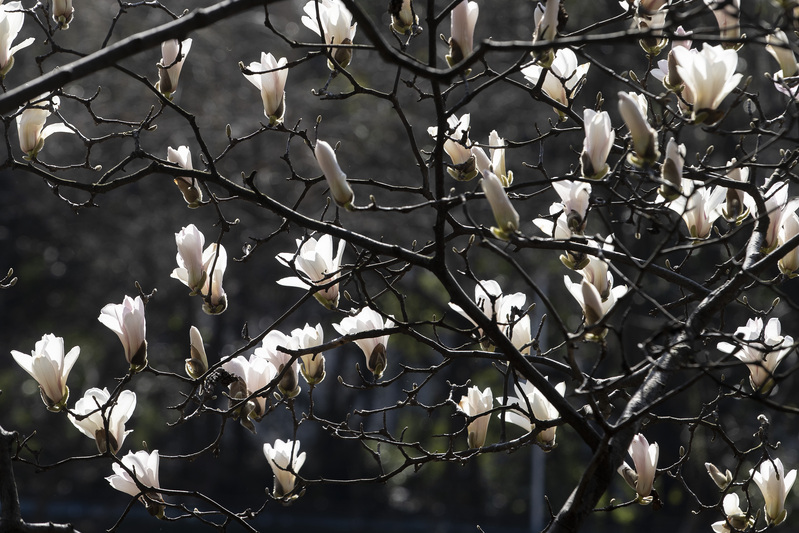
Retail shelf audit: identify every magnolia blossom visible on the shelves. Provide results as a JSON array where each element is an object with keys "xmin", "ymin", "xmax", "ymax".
[
  {"xmin": 717, "ymin": 317, "xmax": 794, "ymax": 394},
  {"xmin": 292, "ymin": 323, "xmax": 326, "ymax": 385},
  {"xmin": 721, "ymin": 159, "xmax": 753, "ymax": 224},
  {"xmin": 457, "ymin": 386, "xmax": 493, "ymax": 448},
  {"xmin": 778, "ymin": 213, "xmax": 799, "ymax": 277},
  {"xmin": 618, "ymin": 91, "xmax": 659, "ymax": 166},
  {"xmin": 428, "ymin": 114, "xmax": 476, "ymax": 181},
  {"xmin": 534, "ymin": 204, "xmax": 587, "ymax": 269},
  {"xmin": 666, "ymin": 179, "xmax": 725, "ymax": 240},
  {"xmin": 223, "ymin": 354, "xmax": 278, "ymax": 421},
  {"xmin": 564, "ymin": 275, "xmax": 628, "ymax": 341},
  {"xmin": 69, "ymin": 388, "xmax": 136, "ymax": 454},
  {"xmin": 497, "ymin": 379, "xmax": 565, "ymax": 449},
  {"xmin": 98, "ymin": 296, "xmax": 148, "ymax": 372},
  {"xmin": 580, "ymin": 255, "xmax": 614, "ymax": 301},
  {"xmin": 651, "ymin": 26, "xmax": 693, "ymax": 93},
  {"xmin": 314, "ymin": 140, "xmax": 354, "ymax": 208},
  {"xmin": 752, "ymin": 458, "xmax": 796, "ymax": 525},
  {"xmin": 185, "ymin": 326, "xmax": 208, "ymax": 379},
  {"xmin": 201, "ymin": 243, "xmax": 228, "ymax": 315},
  {"xmin": 276, "ymin": 233, "xmax": 346, "ymax": 309},
  {"xmin": 658, "ymin": 138, "xmax": 685, "ymax": 201},
  {"xmin": 264, "ymin": 439, "xmax": 306, "ymax": 498},
  {"xmin": 552, "ymin": 180, "xmax": 591, "ymax": 233},
  {"xmin": 704, "ymin": 0, "xmax": 741, "ymax": 46},
  {"xmin": 11, "ymin": 333, "xmax": 79, "ymax": 411},
  {"xmin": 171, "ymin": 224, "xmax": 206, "ymax": 294},
  {"xmin": 711, "ymin": 493, "xmax": 752, "ymax": 533},
  {"xmin": 0, "ymin": 2, "xmax": 35, "ymax": 77},
  {"xmin": 446, "ymin": 0, "xmax": 478, "ymax": 67},
  {"xmin": 333, "ymin": 307, "xmax": 395, "ymax": 379},
  {"xmin": 531, "ymin": 0, "xmax": 558, "ymax": 66},
  {"xmin": 244, "ymin": 52, "xmax": 289, "ymax": 125},
  {"xmin": 673, "ymin": 44, "xmax": 742, "ymax": 124},
  {"xmin": 766, "ymin": 30, "xmax": 799, "ymax": 99},
  {"xmin": 760, "ymin": 180, "xmax": 799, "ymax": 252},
  {"xmin": 488, "ymin": 130, "xmax": 512, "ymax": 186},
  {"xmin": 522, "ymin": 49, "xmax": 590, "ymax": 118},
  {"xmin": 16, "ymin": 96, "xmax": 73, "ymax": 159},
  {"xmin": 256, "ymin": 330, "xmax": 301, "ymax": 398},
  {"xmin": 157, "ymin": 38, "xmax": 192, "ymax": 97},
  {"xmin": 706, "ymin": 462, "xmax": 733, "ymax": 490},
  {"xmin": 448, "ymin": 280, "xmax": 530, "ymax": 350},
  {"xmin": 581, "ymin": 109, "xmax": 614, "ymax": 180},
  {"xmin": 619, "ymin": 433, "xmax": 659, "ymax": 502},
  {"xmin": 633, "ymin": 3, "xmax": 668, "ymax": 55},
  {"xmin": 301, "ymin": 0, "xmax": 357, "ymax": 69},
  {"xmin": 481, "ymin": 170, "xmax": 520, "ymax": 240},
  {"xmin": 388, "ymin": 0, "xmax": 418, "ymax": 34},
  {"xmin": 52, "ymin": 0, "xmax": 74, "ymax": 29},
  {"xmin": 106, "ymin": 450, "xmax": 164, "ymax": 518},
  {"xmin": 167, "ymin": 146, "xmax": 202, "ymax": 208}
]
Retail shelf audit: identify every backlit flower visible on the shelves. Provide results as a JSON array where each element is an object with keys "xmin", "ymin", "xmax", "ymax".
[
  {"xmin": 244, "ymin": 52, "xmax": 288, "ymax": 125},
  {"xmin": 659, "ymin": 138, "xmax": 685, "ymax": 201},
  {"xmin": 16, "ymin": 96, "xmax": 73, "ymax": 160},
  {"xmin": 752, "ymin": 457, "xmax": 796, "ymax": 525},
  {"xmin": 666, "ymin": 178, "xmax": 725, "ymax": 240},
  {"xmin": 673, "ymin": 44, "xmax": 742, "ymax": 124},
  {"xmin": 446, "ymin": 0, "xmax": 478, "ymax": 67},
  {"xmin": 720, "ymin": 159, "xmax": 753, "ymax": 224},
  {"xmin": 69, "ymin": 388, "xmax": 136, "ymax": 454},
  {"xmin": 0, "ymin": 2, "xmax": 35, "ymax": 78},
  {"xmin": 389, "ymin": 0, "xmax": 419, "ymax": 34},
  {"xmin": 52, "ymin": 0, "xmax": 74, "ymax": 29},
  {"xmin": 223, "ymin": 354, "xmax": 278, "ymax": 421},
  {"xmin": 11, "ymin": 333, "xmax": 79, "ymax": 411},
  {"xmin": 292, "ymin": 323, "xmax": 326, "ymax": 385},
  {"xmin": 167, "ymin": 146, "xmax": 202, "ymax": 208},
  {"xmin": 302, "ymin": 0, "xmax": 357, "ymax": 69},
  {"xmin": 457, "ymin": 386, "xmax": 493, "ymax": 448},
  {"xmin": 428, "ymin": 114, "xmax": 476, "ymax": 181},
  {"xmin": 256, "ymin": 330, "xmax": 301, "ymax": 398},
  {"xmin": 333, "ymin": 307, "xmax": 395, "ymax": 379},
  {"xmin": 581, "ymin": 109, "xmax": 614, "ymax": 180},
  {"xmin": 711, "ymin": 493, "xmax": 752, "ymax": 533},
  {"xmin": 717, "ymin": 316, "xmax": 794, "ymax": 394},
  {"xmin": 157, "ymin": 38, "xmax": 192, "ymax": 98},
  {"xmin": 481, "ymin": 170, "xmax": 520, "ymax": 240},
  {"xmin": 552, "ymin": 179, "xmax": 591, "ymax": 233},
  {"xmin": 98, "ymin": 296, "xmax": 147, "ymax": 372},
  {"xmin": 185, "ymin": 326, "xmax": 208, "ymax": 379},
  {"xmin": 106, "ymin": 450, "xmax": 164, "ymax": 518},
  {"xmin": 201, "ymin": 243, "xmax": 228, "ymax": 315},
  {"xmin": 564, "ymin": 275, "xmax": 627, "ymax": 341},
  {"xmin": 619, "ymin": 433, "xmax": 659, "ymax": 503},
  {"xmin": 618, "ymin": 91, "xmax": 658, "ymax": 166},
  {"xmin": 171, "ymin": 224, "xmax": 206, "ymax": 295},
  {"xmin": 263, "ymin": 439, "xmax": 306, "ymax": 498},
  {"xmin": 314, "ymin": 140, "xmax": 354, "ymax": 208},
  {"xmin": 522, "ymin": 48, "xmax": 590, "ymax": 118},
  {"xmin": 497, "ymin": 379, "xmax": 565, "ymax": 449},
  {"xmin": 277, "ymin": 233, "xmax": 346, "ymax": 309}
]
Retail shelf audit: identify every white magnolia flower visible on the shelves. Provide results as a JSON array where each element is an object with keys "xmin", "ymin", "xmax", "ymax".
[
  {"xmin": 552, "ymin": 180, "xmax": 591, "ymax": 233},
  {"xmin": 481, "ymin": 170, "xmax": 520, "ymax": 240},
  {"xmin": 666, "ymin": 179, "xmax": 726, "ymax": 240},
  {"xmin": 535, "ymin": 206, "xmax": 587, "ymax": 270},
  {"xmin": 314, "ymin": 140, "xmax": 354, "ymax": 209},
  {"xmin": 711, "ymin": 493, "xmax": 751, "ymax": 533},
  {"xmin": 302, "ymin": 0, "xmax": 357, "ymax": 69},
  {"xmin": 428, "ymin": 114, "xmax": 476, "ymax": 181},
  {"xmin": 619, "ymin": 433, "xmax": 659, "ymax": 502},
  {"xmin": 581, "ymin": 109, "xmax": 614, "ymax": 180},
  {"xmin": 457, "ymin": 386, "xmax": 493, "ymax": 448},
  {"xmin": 333, "ymin": 307, "xmax": 395, "ymax": 379},
  {"xmin": 778, "ymin": 212, "xmax": 799, "ymax": 277},
  {"xmin": 171, "ymin": 224, "xmax": 206, "ymax": 295},
  {"xmin": 448, "ymin": 279, "xmax": 530, "ymax": 350},
  {"xmin": 291, "ymin": 323, "xmax": 326, "ymax": 385},
  {"xmin": 497, "ymin": 379, "xmax": 565, "ymax": 449},
  {"xmin": 16, "ymin": 96, "xmax": 73, "ymax": 160},
  {"xmin": 223, "ymin": 354, "xmax": 278, "ymax": 421},
  {"xmin": 244, "ymin": 52, "xmax": 288, "ymax": 125},
  {"xmin": 446, "ymin": 0, "xmax": 478, "ymax": 67},
  {"xmin": 488, "ymin": 130, "xmax": 512, "ymax": 186},
  {"xmin": 52, "ymin": 0, "xmax": 74, "ymax": 29},
  {"xmin": 157, "ymin": 38, "xmax": 192, "ymax": 97},
  {"xmin": 167, "ymin": 145, "xmax": 202, "ymax": 208},
  {"xmin": 0, "ymin": 2, "xmax": 35, "ymax": 77},
  {"xmin": 389, "ymin": 0, "xmax": 418, "ymax": 34},
  {"xmin": 201, "ymin": 243, "xmax": 228, "ymax": 315},
  {"xmin": 760, "ymin": 180, "xmax": 799, "ymax": 252},
  {"xmin": 767, "ymin": 30, "xmax": 799, "ymax": 99},
  {"xmin": 706, "ymin": 462, "xmax": 733, "ymax": 490},
  {"xmin": 580, "ymin": 254, "xmax": 613, "ymax": 301},
  {"xmin": 98, "ymin": 295, "xmax": 148, "ymax": 372},
  {"xmin": 673, "ymin": 44, "xmax": 742, "ymax": 123},
  {"xmin": 185, "ymin": 326, "xmax": 208, "ymax": 379},
  {"xmin": 11, "ymin": 333, "xmax": 79, "ymax": 411},
  {"xmin": 276, "ymin": 233, "xmax": 346, "ymax": 309},
  {"xmin": 752, "ymin": 458, "xmax": 797, "ymax": 525},
  {"xmin": 618, "ymin": 91, "xmax": 658, "ymax": 166},
  {"xmin": 106, "ymin": 450, "xmax": 164, "ymax": 518},
  {"xmin": 69, "ymin": 388, "xmax": 136, "ymax": 454},
  {"xmin": 704, "ymin": 0, "xmax": 741, "ymax": 45},
  {"xmin": 651, "ymin": 26, "xmax": 693, "ymax": 93},
  {"xmin": 522, "ymin": 48, "xmax": 590, "ymax": 117},
  {"xmin": 263, "ymin": 439, "xmax": 306, "ymax": 498},
  {"xmin": 721, "ymin": 159, "xmax": 753, "ymax": 224},
  {"xmin": 256, "ymin": 330, "xmax": 301, "ymax": 398},
  {"xmin": 633, "ymin": 3, "xmax": 668, "ymax": 55},
  {"xmin": 659, "ymin": 138, "xmax": 685, "ymax": 201},
  {"xmin": 564, "ymin": 275, "xmax": 628, "ymax": 341},
  {"xmin": 717, "ymin": 316, "xmax": 794, "ymax": 394}
]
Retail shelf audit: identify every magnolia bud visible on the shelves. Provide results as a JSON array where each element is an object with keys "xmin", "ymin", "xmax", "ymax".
[{"xmin": 315, "ymin": 140, "xmax": 354, "ymax": 209}]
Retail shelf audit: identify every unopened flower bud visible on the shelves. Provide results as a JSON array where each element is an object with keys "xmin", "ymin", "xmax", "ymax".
[
  {"xmin": 705, "ymin": 462, "xmax": 733, "ymax": 490},
  {"xmin": 315, "ymin": 140, "xmax": 354, "ymax": 209}
]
